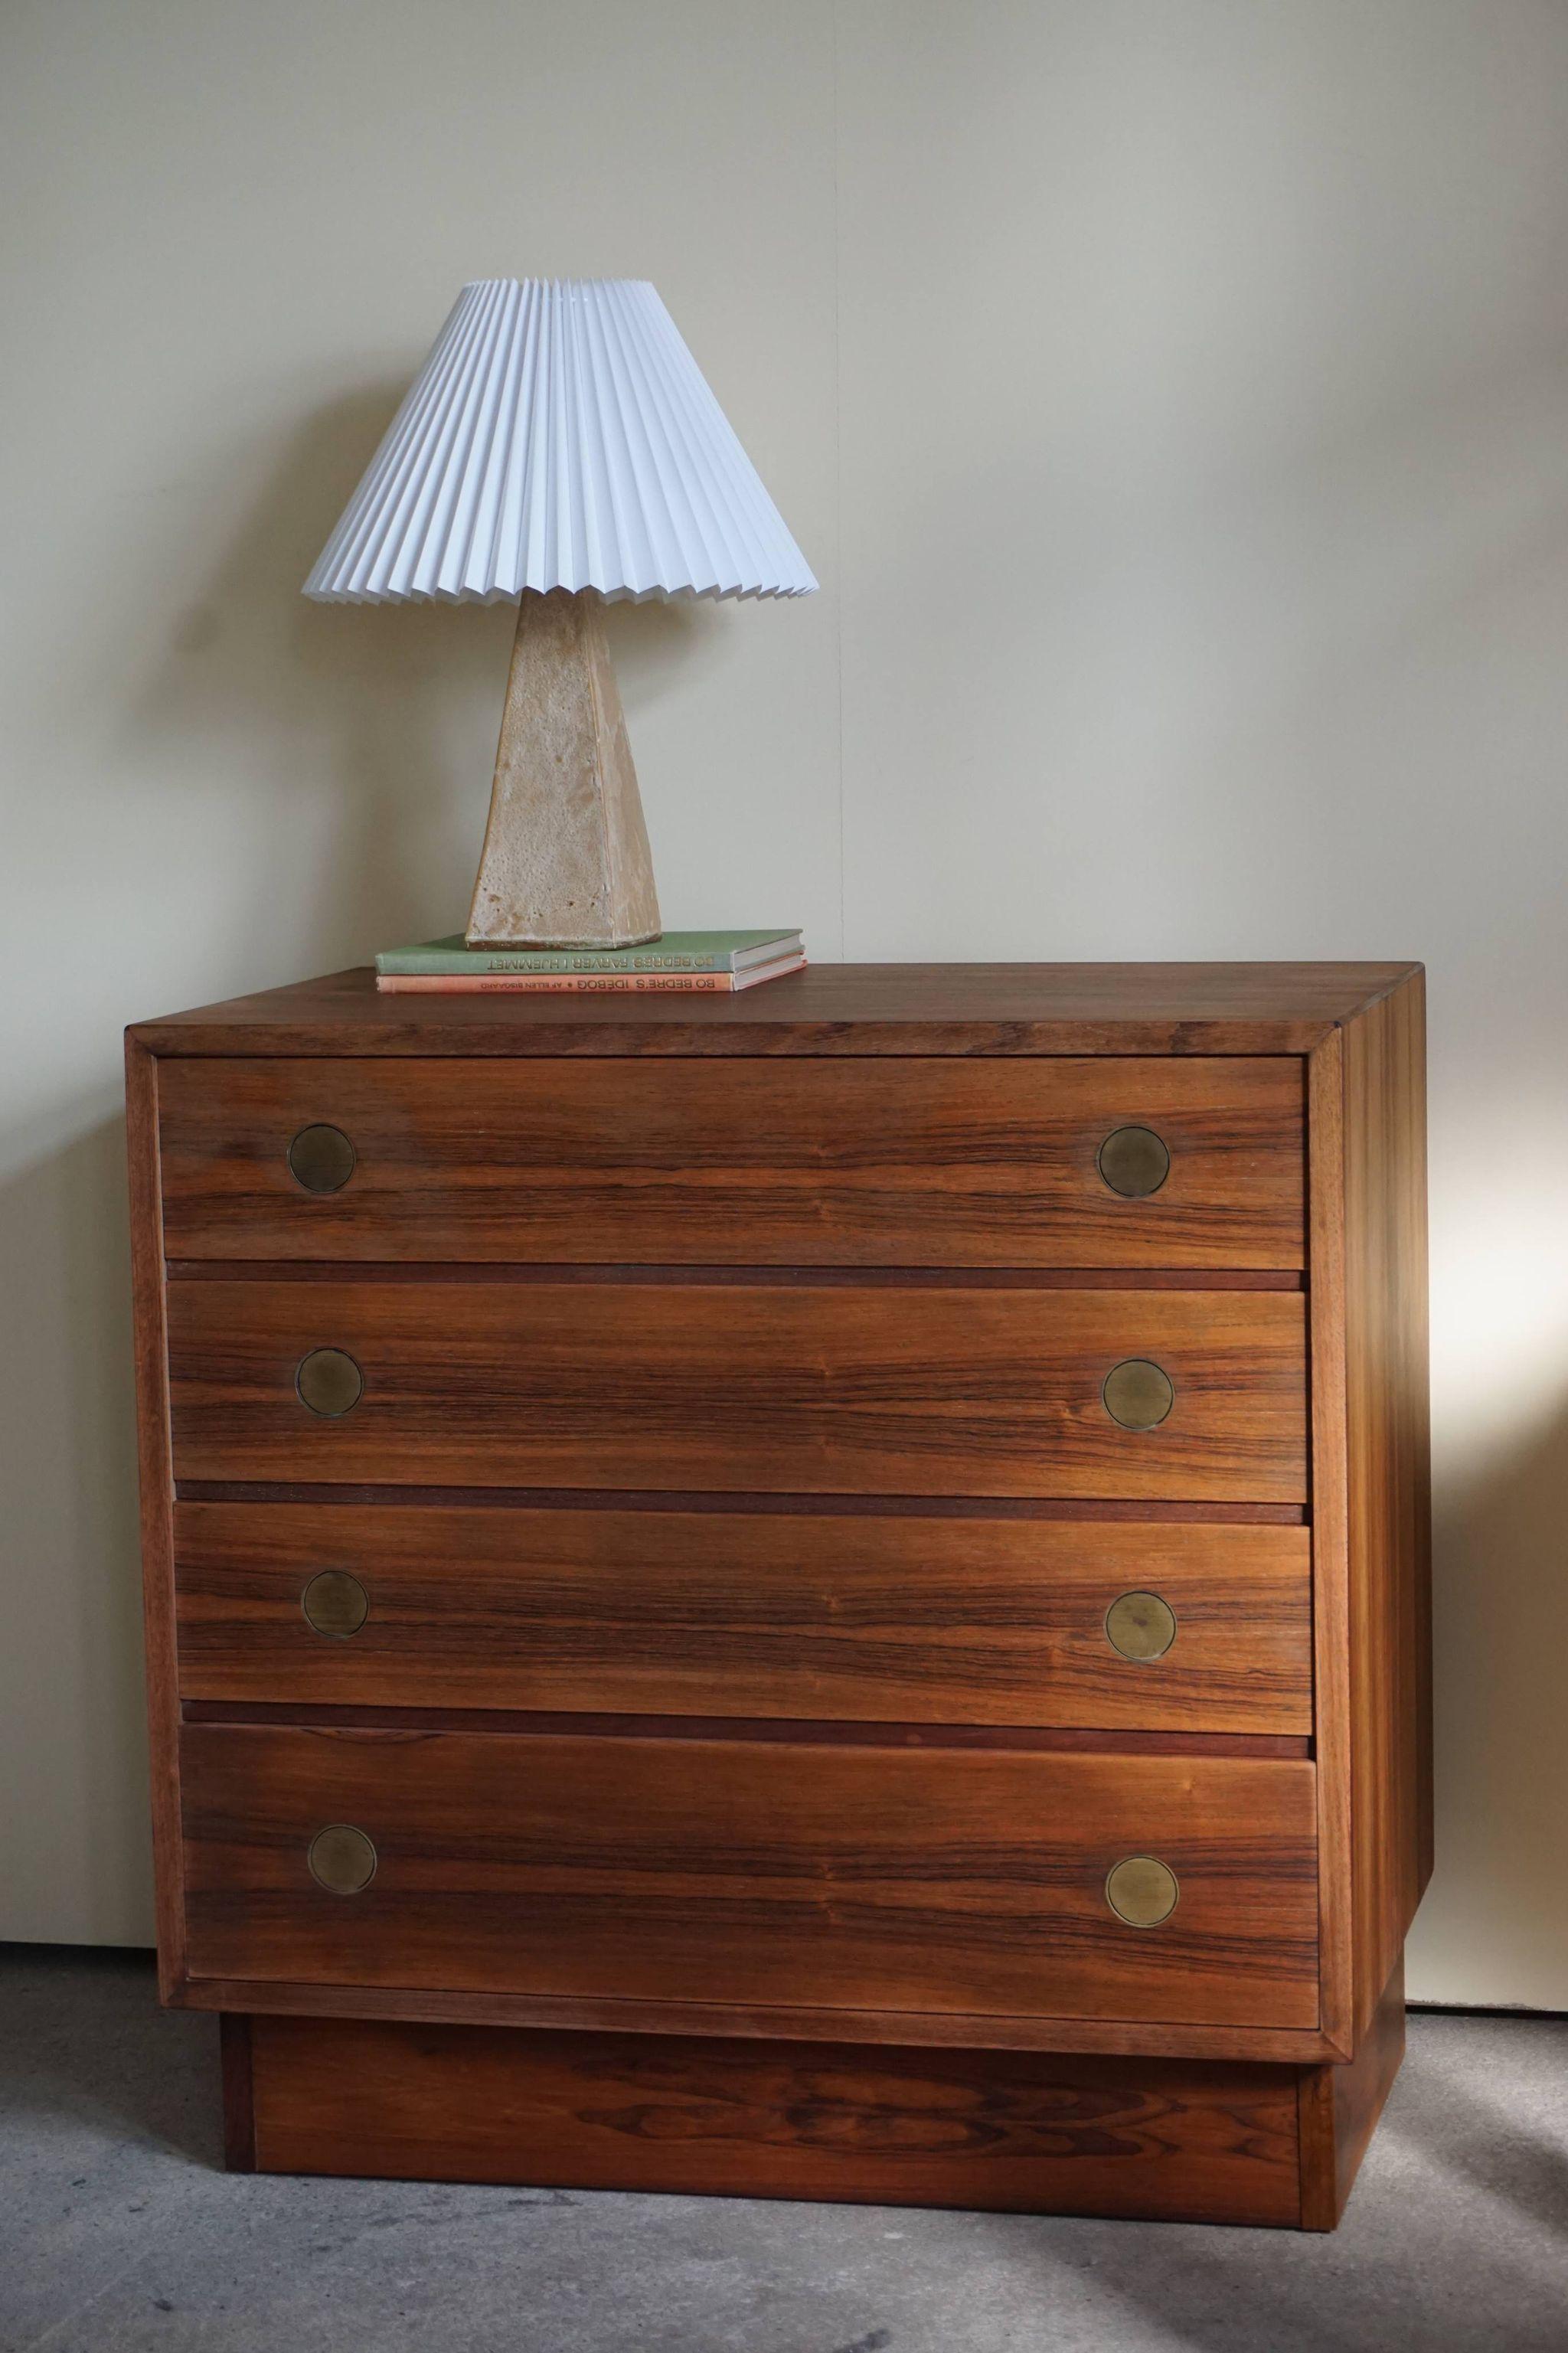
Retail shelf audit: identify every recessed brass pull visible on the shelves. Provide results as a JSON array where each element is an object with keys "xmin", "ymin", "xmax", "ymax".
[
  {"xmin": 302, "ymin": 1569, "xmax": 370, "ymax": 1638},
  {"xmin": 1106, "ymin": 1855, "xmax": 1179, "ymax": 1927},
  {"xmin": 1102, "ymin": 1358, "xmax": 1174, "ymax": 1430},
  {"xmin": 296, "ymin": 1348, "xmax": 364, "ymax": 1417},
  {"xmin": 1097, "ymin": 1126, "xmax": 1170, "ymax": 1198},
  {"xmin": 308, "ymin": 1824, "xmax": 377, "ymax": 1895},
  {"xmin": 1105, "ymin": 1590, "xmax": 1177, "ymax": 1662},
  {"xmin": 287, "ymin": 1123, "xmax": 356, "ymax": 1194}
]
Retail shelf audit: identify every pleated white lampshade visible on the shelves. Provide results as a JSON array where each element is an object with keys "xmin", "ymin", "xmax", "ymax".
[{"xmin": 304, "ymin": 278, "xmax": 817, "ymax": 605}]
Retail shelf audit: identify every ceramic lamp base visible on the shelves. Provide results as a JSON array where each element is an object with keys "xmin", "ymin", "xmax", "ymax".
[{"xmin": 466, "ymin": 589, "xmax": 662, "ymax": 949}]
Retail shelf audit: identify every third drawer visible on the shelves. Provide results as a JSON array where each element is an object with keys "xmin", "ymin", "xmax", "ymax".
[{"xmin": 174, "ymin": 1502, "xmax": 1312, "ymax": 1734}]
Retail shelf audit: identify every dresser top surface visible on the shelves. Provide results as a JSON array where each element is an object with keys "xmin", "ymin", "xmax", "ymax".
[{"xmin": 127, "ymin": 960, "xmax": 1422, "ymax": 1058}]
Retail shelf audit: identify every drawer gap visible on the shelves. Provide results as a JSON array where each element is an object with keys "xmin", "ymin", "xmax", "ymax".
[
  {"xmin": 165, "ymin": 1260, "xmax": 1306, "ymax": 1291},
  {"xmin": 179, "ymin": 1698, "xmax": 1311, "ymax": 1759},
  {"xmin": 175, "ymin": 1482, "xmax": 1308, "ymax": 1522}
]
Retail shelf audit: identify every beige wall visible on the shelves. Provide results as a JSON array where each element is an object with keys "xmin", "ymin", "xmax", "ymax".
[{"xmin": 3, "ymin": 0, "xmax": 1566, "ymax": 2006}]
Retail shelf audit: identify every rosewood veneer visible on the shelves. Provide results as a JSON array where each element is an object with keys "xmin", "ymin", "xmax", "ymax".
[{"xmin": 128, "ymin": 962, "xmax": 1429, "ymax": 2227}]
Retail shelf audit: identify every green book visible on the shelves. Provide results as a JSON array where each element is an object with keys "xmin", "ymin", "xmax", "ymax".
[{"xmin": 377, "ymin": 929, "xmax": 802, "ymax": 977}]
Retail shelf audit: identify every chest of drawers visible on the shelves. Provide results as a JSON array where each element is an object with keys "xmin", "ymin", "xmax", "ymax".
[{"xmin": 126, "ymin": 961, "xmax": 1429, "ymax": 2229}]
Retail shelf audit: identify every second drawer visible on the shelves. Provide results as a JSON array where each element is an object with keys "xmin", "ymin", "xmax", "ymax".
[
  {"xmin": 174, "ymin": 1502, "xmax": 1312, "ymax": 1734},
  {"xmin": 166, "ymin": 1278, "xmax": 1308, "ymax": 1502}
]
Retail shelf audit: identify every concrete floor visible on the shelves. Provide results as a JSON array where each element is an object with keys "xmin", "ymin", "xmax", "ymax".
[{"xmin": 2, "ymin": 1947, "xmax": 1565, "ymax": 2353}]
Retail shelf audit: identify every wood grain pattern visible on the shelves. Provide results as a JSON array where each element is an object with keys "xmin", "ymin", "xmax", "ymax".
[
  {"xmin": 156, "ymin": 1055, "xmax": 1305, "ymax": 1269},
  {"xmin": 179, "ymin": 1724, "xmax": 1318, "ymax": 2028},
  {"xmin": 165, "ymin": 1278, "xmax": 1308, "ymax": 1502},
  {"xmin": 1307, "ymin": 1030, "xmax": 1353, "ymax": 2054},
  {"xmin": 1298, "ymin": 1956, "xmax": 1405, "ymax": 2229},
  {"xmin": 173, "ymin": 1502, "xmax": 1312, "ymax": 1733},
  {"xmin": 127, "ymin": 960, "xmax": 1422, "ymax": 1059},
  {"xmin": 1344, "ymin": 981, "xmax": 1432, "ymax": 2034},
  {"xmin": 125, "ymin": 1035, "xmax": 186, "ymax": 1998},
  {"xmin": 245, "ymin": 2015, "xmax": 1305, "ymax": 2224},
  {"xmin": 1308, "ymin": 970, "xmax": 1431, "ymax": 2051},
  {"xmin": 126, "ymin": 961, "xmax": 1429, "ymax": 2224}
]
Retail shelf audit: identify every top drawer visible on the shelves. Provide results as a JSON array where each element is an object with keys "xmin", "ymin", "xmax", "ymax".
[{"xmin": 157, "ymin": 1056, "xmax": 1304, "ymax": 1268}]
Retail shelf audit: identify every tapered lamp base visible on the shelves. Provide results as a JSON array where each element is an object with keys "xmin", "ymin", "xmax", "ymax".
[{"xmin": 466, "ymin": 590, "xmax": 662, "ymax": 949}]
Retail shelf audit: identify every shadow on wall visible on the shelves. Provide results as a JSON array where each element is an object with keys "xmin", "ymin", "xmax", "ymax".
[
  {"xmin": 0, "ymin": 1116, "xmax": 151, "ymax": 1940},
  {"xmin": 1413, "ymin": 1406, "xmax": 1568, "ymax": 2008},
  {"xmin": 127, "ymin": 383, "xmax": 719, "ymax": 985},
  {"xmin": 5, "ymin": 382, "xmax": 720, "ymax": 1941}
]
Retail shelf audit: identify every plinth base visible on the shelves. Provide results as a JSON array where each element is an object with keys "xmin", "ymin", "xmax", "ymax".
[{"xmin": 220, "ymin": 1965, "xmax": 1403, "ymax": 2232}]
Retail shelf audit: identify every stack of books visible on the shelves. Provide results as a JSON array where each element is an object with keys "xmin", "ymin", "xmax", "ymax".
[{"xmin": 375, "ymin": 930, "xmax": 805, "ymax": 995}]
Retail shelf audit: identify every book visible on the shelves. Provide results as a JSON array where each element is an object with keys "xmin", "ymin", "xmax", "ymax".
[
  {"xmin": 375, "ymin": 955, "xmax": 808, "ymax": 996},
  {"xmin": 377, "ymin": 929, "xmax": 802, "ymax": 978}
]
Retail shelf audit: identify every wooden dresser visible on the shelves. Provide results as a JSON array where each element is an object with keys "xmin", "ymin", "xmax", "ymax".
[{"xmin": 126, "ymin": 962, "xmax": 1430, "ymax": 2230}]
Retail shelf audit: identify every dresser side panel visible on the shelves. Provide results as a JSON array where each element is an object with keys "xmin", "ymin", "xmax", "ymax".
[
  {"xmin": 1343, "ymin": 972, "xmax": 1432, "ymax": 2033},
  {"xmin": 1307, "ymin": 1034, "xmax": 1353, "ymax": 2053}
]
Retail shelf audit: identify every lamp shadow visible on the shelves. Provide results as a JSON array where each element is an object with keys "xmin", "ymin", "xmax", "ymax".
[
  {"xmin": 0, "ymin": 381, "xmax": 720, "ymax": 1973},
  {"xmin": 0, "ymin": 1115, "xmax": 152, "ymax": 1948},
  {"xmin": 125, "ymin": 384, "xmax": 716, "ymax": 982}
]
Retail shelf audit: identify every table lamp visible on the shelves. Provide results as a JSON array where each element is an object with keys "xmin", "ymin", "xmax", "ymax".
[{"xmin": 304, "ymin": 279, "xmax": 816, "ymax": 949}]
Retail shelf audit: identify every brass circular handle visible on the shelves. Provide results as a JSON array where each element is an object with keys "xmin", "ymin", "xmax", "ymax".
[
  {"xmin": 1105, "ymin": 1590, "xmax": 1177, "ymax": 1662},
  {"xmin": 308, "ymin": 1823, "xmax": 377, "ymax": 1895},
  {"xmin": 1106, "ymin": 1855, "xmax": 1179, "ymax": 1927},
  {"xmin": 287, "ymin": 1123, "xmax": 356, "ymax": 1194},
  {"xmin": 302, "ymin": 1569, "xmax": 370, "ymax": 1638},
  {"xmin": 1097, "ymin": 1126, "xmax": 1170, "ymax": 1198},
  {"xmin": 1102, "ymin": 1358, "xmax": 1174, "ymax": 1430},
  {"xmin": 296, "ymin": 1348, "xmax": 364, "ymax": 1417}
]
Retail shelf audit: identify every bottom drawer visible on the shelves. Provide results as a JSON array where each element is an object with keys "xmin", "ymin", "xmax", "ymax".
[{"xmin": 181, "ymin": 1726, "xmax": 1318, "ymax": 2030}]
